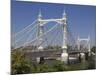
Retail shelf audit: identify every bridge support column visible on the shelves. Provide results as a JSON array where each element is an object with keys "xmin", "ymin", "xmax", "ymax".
[
  {"xmin": 88, "ymin": 35, "xmax": 91, "ymax": 56},
  {"xmin": 88, "ymin": 44, "xmax": 91, "ymax": 57},
  {"xmin": 61, "ymin": 10, "xmax": 68, "ymax": 64},
  {"xmin": 88, "ymin": 52, "xmax": 91, "ymax": 57},
  {"xmin": 61, "ymin": 49, "xmax": 68, "ymax": 64},
  {"xmin": 79, "ymin": 53, "xmax": 85, "ymax": 62},
  {"xmin": 85, "ymin": 53, "xmax": 89, "ymax": 60},
  {"xmin": 36, "ymin": 57, "xmax": 45, "ymax": 64},
  {"xmin": 37, "ymin": 25, "xmax": 44, "ymax": 51},
  {"xmin": 36, "ymin": 57, "xmax": 40, "ymax": 63},
  {"xmin": 38, "ymin": 10, "xmax": 44, "ymax": 51}
]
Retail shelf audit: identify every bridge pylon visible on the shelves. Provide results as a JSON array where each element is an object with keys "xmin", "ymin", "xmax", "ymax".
[
  {"xmin": 77, "ymin": 35, "xmax": 91, "ymax": 62},
  {"xmin": 88, "ymin": 35, "xmax": 91, "ymax": 56},
  {"xmin": 61, "ymin": 10, "xmax": 68, "ymax": 64},
  {"xmin": 37, "ymin": 10, "xmax": 44, "ymax": 51}
]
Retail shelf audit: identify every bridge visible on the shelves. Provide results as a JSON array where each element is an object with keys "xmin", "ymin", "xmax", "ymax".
[{"xmin": 12, "ymin": 9, "xmax": 92, "ymax": 64}]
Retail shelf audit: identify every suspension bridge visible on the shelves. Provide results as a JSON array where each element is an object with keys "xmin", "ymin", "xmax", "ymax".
[{"xmin": 12, "ymin": 10, "xmax": 92, "ymax": 64}]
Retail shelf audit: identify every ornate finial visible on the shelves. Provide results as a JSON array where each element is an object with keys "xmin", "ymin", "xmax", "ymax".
[
  {"xmin": 63, "ymin": 9, "xmax": 66, "ymax": 16},
  {"xmin": 62, "ymin": 8, "xmax": 67, "ymax": 19},
  {"xmin": 38, "ymin": 9, "xmax": 42, "ymax": 18},
  {"xmin": 63, "ymin": 9, "xmax": 66, "ymax": 15},
  {"xmin": 88, "ymin": 35, "xmax": 90, "ymax": 41},
  {"xmin": 78, "ymin": 35, "xmax": 79, "ymax": 40}
]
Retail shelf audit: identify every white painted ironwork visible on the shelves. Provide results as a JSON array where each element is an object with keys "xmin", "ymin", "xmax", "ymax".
[
  {"xmin": 37, "ymin": 10, "xmax": 68, "ymax": 52},
  {"xmin": 77, "ymin": 35, "xmax": 91, "ymax": 55}
]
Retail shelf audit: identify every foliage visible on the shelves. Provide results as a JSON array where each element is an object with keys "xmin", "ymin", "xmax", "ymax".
[
  {"xmin": 52, "ymin": 60, "xmax": 67, "ymax": 71},
  {"xmin": 32, "ymin": 60, "xmax": 68, "ymax": 73},
  {"xmin": 11, "ymin": 50, "xmax": 33, "ymax": 75},
  {"xmin": 87, "ymin": 55, "xmax": 96, "ymax": 69},
  {"xmin": 11, "ymin": 48, "xmax": 96, "ymax": 74},
  {"xmin": 35, "ymin": 63, "xmax": 55, "ymax": 72}
]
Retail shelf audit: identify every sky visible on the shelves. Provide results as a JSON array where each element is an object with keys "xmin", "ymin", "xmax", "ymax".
[{"xmin": 11, "ymin": 0, "xmax": 96, "ymax": 47}]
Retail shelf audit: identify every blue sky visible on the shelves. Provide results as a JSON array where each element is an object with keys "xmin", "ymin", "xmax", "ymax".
[{"xmin": 11, "ymin": 0, "xmax": 96, "ymax": 46}]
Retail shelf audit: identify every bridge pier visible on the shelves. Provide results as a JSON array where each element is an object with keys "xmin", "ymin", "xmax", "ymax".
[
  {"xmin": 61, "ymin": 49, "xmax": 69, "ymax": 64},
  {"xmin": 85, "ymin": 53, "xmax": 89, "ymax": 60},
  {"xmin": 37, "ymin": 10, "xmax": 44, "ymax": 51},
  {"xmin": 88, "ymin": 52, "xmax": 91, "ymax": 56},
  {"xmin": 79, "ymin": 53, "xmax": 85, "ymax": 62},
  {"xmin": 36, "ymin": 57, "xmax": 45, "ymax": 64},
  {"xmin": 36, "ymin": 57, "xmax": 40, "ymax": 63},
  {"xmin": 61, "ymin": 10, "xmax": 69, "ymax": 64}
]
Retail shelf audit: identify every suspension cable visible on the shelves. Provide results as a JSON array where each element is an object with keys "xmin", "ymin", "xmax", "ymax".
[
  {"xmin": 13, "ymin": 19, "xmax": 37, "ymax": 37},
  {"xmin": 14, "ymin": 24, "xmax": 38, "ymax": 45},
  {"xmin": 14, "ymin": 23, "xmax": 59, "ymax": 49}
]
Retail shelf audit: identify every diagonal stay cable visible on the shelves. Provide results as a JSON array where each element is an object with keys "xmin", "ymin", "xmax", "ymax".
[
  {"xmin": 37, "ymin": 23, "xmax": 61, "ymax": 49},
  {"xmin": 22, "ymin": 23, "xmax": 59, "ymax": 48},
  {"xmin": 25, "ymin": 24, "xmax": 38, "ymax": 43},
  {"xmin": 43, "ymin": 24, "xmax": 58, "ymax": 47},
  {"xmin": 13, "ymin": 19, "xmax": 37, "ymax": 37},
  {"xmin": 14, "ymin": 23, "xmax": 59, "ymax": 49},
  {"xmin": 49, "ymin": 24, "xmax": 62, "ymax": 46},
  {"xmin": 67, "ymin": 25, "xmax": 76, "ymax": 46},
  {"xmin": 14, "ymin": 24, "xmax": 38, "ymax": 44}
]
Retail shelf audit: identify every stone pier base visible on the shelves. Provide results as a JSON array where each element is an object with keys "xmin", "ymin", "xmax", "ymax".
[{"xmin": 61, "ymin": 52, "xmax": 68, "ymax": 64}]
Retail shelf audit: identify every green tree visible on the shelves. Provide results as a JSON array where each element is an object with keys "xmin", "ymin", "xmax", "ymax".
[
  {"xmin": 87, "ymin": 55, "xmax": 96, "ymax": 69},
  {"xmin": 11, "ymin": 50, "xmax": 33, "ymax": 75},
  {"xmin": 52, "ymin": 60, "xmax": 67, "ymax": 71}
]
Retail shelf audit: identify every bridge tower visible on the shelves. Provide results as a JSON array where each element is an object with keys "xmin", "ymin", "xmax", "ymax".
[
  {"xmin": 36, "ymin": 10, "xmax": 44, "ymax": 63},
  {"xmin": 88, "ymin": 35, "xmax": 91, "ymax": 56},
  {"xmin": 77, "ymin": 35, "xmax": 91, "ymax": 62},
  {"xmin": 37, "ymin": 10, "xmax": 44, "ymax": 51},
  {"xmin": 61, "ymin": 10, "xmax": 68, "ymax": 63},
  {"xmin": 77, "ymin": 36, "xmax": 80, "ymax": 50},
  {"xmin": 77, "ymin": 36, "xmax": 85, "ymax": 62}
]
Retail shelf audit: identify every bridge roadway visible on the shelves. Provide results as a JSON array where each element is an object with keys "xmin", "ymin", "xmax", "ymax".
[{"xmin": 25, "ymin": 49, "xmax": 88, "ymax": 61}]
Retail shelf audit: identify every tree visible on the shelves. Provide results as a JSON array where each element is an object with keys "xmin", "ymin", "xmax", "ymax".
[
  {"xmin": 11, "ymin": 50, "xmax": 33, "ymax": 75},
  {"xmin": 52, "ymin": 60, "xmax": 67, "ymax": 71}
]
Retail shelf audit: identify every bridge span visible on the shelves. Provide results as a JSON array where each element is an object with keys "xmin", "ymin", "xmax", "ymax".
[
  {"xmin": 12, "ymin": 10, "xmax": 91, "ymax": 64},
  {"xmin": 24, "ymin": 49, "xmax": 89, "ymax": 64}
]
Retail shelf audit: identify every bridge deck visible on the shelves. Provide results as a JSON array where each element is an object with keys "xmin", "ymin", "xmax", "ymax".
[{"xmin": 25, "ymin": 49, "xmax": 88, "ymax": 59}]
